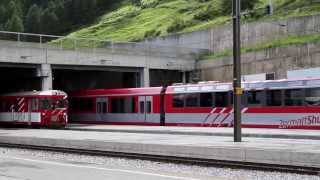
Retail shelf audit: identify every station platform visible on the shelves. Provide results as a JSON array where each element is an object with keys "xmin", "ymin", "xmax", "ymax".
[
  {"xmin": 67, "ymin": 124, "xmax": 320, "ymax": 140},
  {"xmin": 0, "ymin": 126, "xmax": 320, "ymax": 169}
]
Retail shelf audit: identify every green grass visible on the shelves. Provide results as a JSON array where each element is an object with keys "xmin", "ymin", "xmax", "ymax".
[
  {"xmin": 201, "ymin": 33, "xmax": 320, "ymax": 60},
  {"xmin": 63, "ymin": 0, "xmax": 320, "ymax": 43}
]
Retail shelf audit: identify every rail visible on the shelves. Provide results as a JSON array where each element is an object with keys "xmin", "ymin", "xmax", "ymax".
[{"xmin": 0, "ymin": 142, "xmax": 319, "ymax": 175}]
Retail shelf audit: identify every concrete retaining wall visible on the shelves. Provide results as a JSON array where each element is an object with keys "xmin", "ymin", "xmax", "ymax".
[
  {"xmin": 143, "ymin": 14, "xmax": 320, "ymax": 53},
  {"xmin": 198, "ymin": 41, "xmax": 320, "ymax": 81}
]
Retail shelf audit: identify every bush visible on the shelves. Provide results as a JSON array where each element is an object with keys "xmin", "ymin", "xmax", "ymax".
[
  {"xmin": 194, "ymin": 4, "xmax": 221, "ymax": 21},
  {"xmin": 141, "ymin": 0, "xmax": 159, "ymax": 8},
  {"xmin": 131, "ymin": 0, "xmax": 141, "ymax": 6},
  {"xmin": 167, "ymin": 18, "xmax": 187, "ymax": 33},
  {"xmin": 144, "ymin": 29, "xmax": 161, "ymax": 38},
  {"xmin": 167, "ymin": 18, "xmax": 197, "ymax": 33}
]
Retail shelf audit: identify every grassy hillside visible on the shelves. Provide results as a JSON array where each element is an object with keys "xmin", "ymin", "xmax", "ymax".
[{"xmin": 64, "ymin": 0, "xmax": 320, "ymax": 42}]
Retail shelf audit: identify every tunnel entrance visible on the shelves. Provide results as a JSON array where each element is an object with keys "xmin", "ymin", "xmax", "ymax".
[
  {"xmin": 53, "ymin": 68, "xmax": 139, "ymax": 93},
  {"xmin": 0, "ymin": 64, "xmax": 185, "ymax": 95},
  {"xmin": 0, "ymin": 66, "xmax": 41, "ymax": 94},
  {"xmin": 52, "ymin": 68, "xmax": 183, "ymax": 93},
  {"xmin": 150, "ymin": 69, "xmax": 183, "ymax": 87}
]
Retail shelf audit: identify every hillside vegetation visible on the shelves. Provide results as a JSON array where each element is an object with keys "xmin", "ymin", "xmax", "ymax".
[
  {"xmin": 0, "ymin": 0, "xmax": 120, "ymax": 35},
  {"xmin": 65, "ymin": 0, "xmax": 320, "ymax": 42}
]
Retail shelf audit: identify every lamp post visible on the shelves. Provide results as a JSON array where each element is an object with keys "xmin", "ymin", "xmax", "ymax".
[{"xmin": 233, "ymin": 0, "xmax": 242, "ymax": 142}]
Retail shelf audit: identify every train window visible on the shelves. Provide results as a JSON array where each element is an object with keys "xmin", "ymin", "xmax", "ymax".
[
  {"xmin": 146, "ymin": 101, "xmax": 152, "ymax": 113},
  {"xmin": 305, "ymin": 88, "xmax": 320, "ymax": 106},
  {"xmin": 31, "ymin": 99, "xmax": 39, "ymax": 111},
  {"xmin": 97, "ymin": 102, "xmax": 101, "ymax": 113},
  {"xmin": 139, "ymin": 101, "xmax": 144, "ymax": 113},
  {"xmin": 173, "ymin": 94, "xmax": 184, "ymax": 108},
  {"xmin": 80, "ymin": 98, "xmax": 94, "ymax": 111},
  {"xmin": 200, "ymin": 93, "xmax": 213, "ymax": 107},
  {"xmin": 97, "ymin": 102, "xmax": 107, "ymax": 113},
  {"xmin": 230, "ymin": 92, "xmax": 248, "ymax": 106},
  {"xmin": 111, "ymin": 97, "xmax": 135, "ymax": 113},
  {"xmin": 215, "ymin": 92, "xmax": 229, "ymax": 107},
  {"xmin": 247, "ymin": 91, "xmax": 265, "ymax": 106},
  {"xmin": 185, "ymin": 94, "xmax": 199, "ymax": 107},
  {"xmin": 111, "ymin": 98, "xmax": 124, "ymax": 113},
  {"xmin": 124, "ymin": 97, "xmax": 135, "ymax": 113},
  {"xmin": 56, "ymin": 99, "xmax": 68, "ymax": 109},
  {"xmin": 266, "ymin": 90, "xmax": 282, "ymax": 106},
  {"xmin": 102, "ymin": 102, "xmax": 107, "ymax": 113},
  {"xmin": 4, "ymin": 102, "xmax": 11, "ymax": 112},
  {"xmin": 70, "ymin": 98, "xmax": 94, "ymax": 112},
  {"xmin": 0, "ymin": 101, "xmax": 5, "ymax": 112},
  {"xmin": 40, "ymin": 98, "xmax": 51, "ymax": 110},
  {"xmin": 285, "ymin": 89, "xmax": 303, "ymax": 106}
]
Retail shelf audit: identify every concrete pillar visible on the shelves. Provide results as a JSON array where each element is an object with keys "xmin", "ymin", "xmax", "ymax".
[
  {"xmin": 140, "ymin": 67, "xmax": 150, "ymax": 87},
  {"xmin": 37, "ymin": 64, "xmax": 53, "ymax": 91}
]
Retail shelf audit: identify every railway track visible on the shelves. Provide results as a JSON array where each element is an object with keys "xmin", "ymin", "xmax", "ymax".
[{"xmin": 0, "ymin": 142, "xmax": 319, "ymax": 176}]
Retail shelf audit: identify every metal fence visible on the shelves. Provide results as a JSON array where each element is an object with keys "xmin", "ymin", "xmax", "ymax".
[{"xmin": 0, "ymin": 31, "xmax": 209, "ymax": 60}]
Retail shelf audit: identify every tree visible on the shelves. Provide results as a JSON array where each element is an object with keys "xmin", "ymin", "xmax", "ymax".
[
  {"xmin": 0, "ymin": 5, "xmax": 6, "ymax": 24},
  {"xmin": 5, "ymin": 14, "xmax": 24, "ymax": 32},
  {"xmin": 85, "ymin": 0, "xmax": 97, "ymax": 22},
  {"xmin": 7, "ymin": 0, "xmax": 23, "ymax": 18},
  {"xmin": 25, "ymin": 4, "xmax": 41, "ymax": 33},
  {"xmin": 71, "ymin": 0, "xmax": 97, "ymax": 24},
  {"xmin": 41, "ymin": 8, "xmax": 59, "ymax": 34},
  {"xmin": 131, "ymin": 0, "xmax": 141, "ymax": 6}
]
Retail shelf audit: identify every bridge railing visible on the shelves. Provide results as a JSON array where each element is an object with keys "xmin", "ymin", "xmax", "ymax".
[{"xmin": 0, "ymin": 31, "xmax": 209, "ymax": 60}]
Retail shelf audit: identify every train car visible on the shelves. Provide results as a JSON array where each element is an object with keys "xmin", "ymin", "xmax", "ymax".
[
  {"xmin": 0, "ymin": 90, "xmax": 68, "ymax": 128},
  {"xmin": 165, "ymin": 78, "xmax": 320, "ymax": 129},
  {"xmin": 69, "ymin": 87, "xmax": 165, "ymax": 125},
  {"xmin": 69, "ymin": 78, "xmax": 320, "ymax": 129}
]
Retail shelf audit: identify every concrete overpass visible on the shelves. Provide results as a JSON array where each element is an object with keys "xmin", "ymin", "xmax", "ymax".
[{"xmin": 0, "ymin": 31, "xmax": 205, "ymax": 92}]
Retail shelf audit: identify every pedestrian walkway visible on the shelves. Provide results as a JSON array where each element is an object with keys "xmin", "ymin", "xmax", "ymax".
[
  {"xmin": 67, "ymin": 124, "xmax": 320, "ymax": 140},
  {"xmin": 0, "ymin": 127, "xmax": 319, "ymax": 169}
]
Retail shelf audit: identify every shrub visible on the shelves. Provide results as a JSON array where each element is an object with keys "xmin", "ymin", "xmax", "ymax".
[
  {"xmin": 141, "ymin": 0, "xmax": 159, "ymax": 8},
  {"xmin": 167, "ymin": 18, "xmax": 187, "ymax": 33},
  {"xmin": 194, "ymin": 4, "xmax": 221, "ymax": 21},
  {"xmin": 144, "ymin": 29, "xmax": 161, "ymax": 38}
]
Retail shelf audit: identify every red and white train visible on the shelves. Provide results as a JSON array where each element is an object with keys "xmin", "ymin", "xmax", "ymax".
[
  {"xmin": 69, "ymin": 78, "xmax": 320, "ymax": 129},
  {"xmin": 0, "ymin": 90, "xmax": 68, "ymax": 128}
]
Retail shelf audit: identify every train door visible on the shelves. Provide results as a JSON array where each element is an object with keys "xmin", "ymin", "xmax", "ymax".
[
  {"xmin": 96, "ymin": 97, "xmax": 108, "ymax": 121},
  {"xmin": 138, "ymin": 96, "xmax": 152, "ymax": 123}
]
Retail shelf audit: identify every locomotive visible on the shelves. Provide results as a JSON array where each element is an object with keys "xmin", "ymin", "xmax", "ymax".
[{"xmin": 0, "ymin": 90, "xmax": 68, "ymax": 128}]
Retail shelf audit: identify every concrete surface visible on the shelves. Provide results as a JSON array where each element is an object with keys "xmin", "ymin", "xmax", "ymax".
[
  {"xmin": 199, "ymin": 41, "xmax": 320, "ymax": 81},
  {"xmin": 0, "ymin": 40, "xmax": 195, "ymax": 71},
  {"xmin": 144, "ymin": 14, "xmax": 320, "ymax": 53},
  {"xmin": 0, "ymin": 154, "xmax": 216, "ymax": 180},
  {"xmin": 66, "ymin": 124, "xmax": 320, "ymax": 140},
  {"xmin": 0, "ymin": 128, "xmax": 319, "ymax": 168}
]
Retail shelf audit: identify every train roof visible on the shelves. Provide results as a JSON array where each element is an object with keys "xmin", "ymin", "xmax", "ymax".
[
  {"xmin": 166, "ymin": 78, "xmax": 320, "ymax": 94},
  {"xmin": 0, "ymin": 90, "xmax": 67, "ymax": 97},
  {"xmin": 70, "ymin": 87, "xmax": 163, "ymax": 97}
]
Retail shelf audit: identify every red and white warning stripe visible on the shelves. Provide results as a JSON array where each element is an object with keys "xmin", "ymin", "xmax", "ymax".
[
  {"xmin": 17, "ymin": 98, "xmax": 26, "ymax": 112},
  {"xmin": 210, "ymin": 107, "xmax": 228, "ymax": 126},
  {"xmin": 201, "ymin": 108, "xmax": 217, "ymax": 125},
  {"xmin": 218, "ymin": 108, "xmax": 234, "ymax": 127}
]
